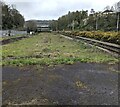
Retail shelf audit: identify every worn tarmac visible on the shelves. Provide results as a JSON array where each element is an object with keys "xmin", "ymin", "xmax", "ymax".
[{"xmin": 2, "ymin": 62, "xmax": 119, "ymax": 106}]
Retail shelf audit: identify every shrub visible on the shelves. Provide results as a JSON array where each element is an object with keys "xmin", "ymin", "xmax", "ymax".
[{"xmin": 63, "ymin": 31, "xmax": 120, "ymax": 45}]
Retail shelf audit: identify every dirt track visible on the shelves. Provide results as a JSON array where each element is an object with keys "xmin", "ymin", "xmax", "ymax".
[{"xmin": 2, "ymin": 62, "xmax": 119, "ymax": 105}]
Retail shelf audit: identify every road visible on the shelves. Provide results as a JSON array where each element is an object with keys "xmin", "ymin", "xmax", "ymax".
[{"xmin": 2, "ymin": 62, "xmax": 119, "ymax": 105}]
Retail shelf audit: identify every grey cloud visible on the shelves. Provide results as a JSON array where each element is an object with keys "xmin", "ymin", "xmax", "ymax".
[
  {"xmin": 4, "ymin": 0, "xmax": 118, "ymax": 20},
  {"xmin": 28, "ymin": 1, "xmax": 92, "ymax": 20}
]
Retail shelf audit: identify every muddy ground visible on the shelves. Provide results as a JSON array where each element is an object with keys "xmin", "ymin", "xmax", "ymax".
[{"xmin": 2, "ymin": 62, "xmax": 119, "ymax": 106}]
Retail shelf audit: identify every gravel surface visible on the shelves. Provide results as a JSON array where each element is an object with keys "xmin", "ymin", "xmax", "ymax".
[{"xmin": 2, "ymin": 62, "xmax": 119, "ymax": 106}]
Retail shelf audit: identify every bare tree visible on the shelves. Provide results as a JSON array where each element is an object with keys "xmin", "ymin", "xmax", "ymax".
[{"xmin": 114, "ymin": 1, "xmax": 120, "ymax": 13}]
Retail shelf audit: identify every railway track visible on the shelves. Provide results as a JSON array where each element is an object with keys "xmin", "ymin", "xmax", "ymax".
[{"xmin": 59, "ymin": 32, "xmax": 120, "ymax": 57}]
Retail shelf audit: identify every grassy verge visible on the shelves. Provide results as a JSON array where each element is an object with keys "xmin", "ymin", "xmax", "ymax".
[{"xmin": 2, "ymin": 33, "xmax": 119, "ymax": 66}]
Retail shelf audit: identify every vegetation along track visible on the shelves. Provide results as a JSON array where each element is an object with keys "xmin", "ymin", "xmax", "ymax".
[
  {"xmin": 0, "ymin": 35, "xmax": 30, "ymax": 45},
  {"xmin": 3, "ymin": 33, "xmax": 119, "ymax": 66},
  {"xmin": 59, "ymin": 32, "xmax": 120, "ymax": 58}
]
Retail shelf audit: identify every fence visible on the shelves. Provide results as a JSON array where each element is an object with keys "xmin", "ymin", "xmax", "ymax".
[{"xmin": 0, "ymin": 30, "xmax": 27, "ymax": 37}]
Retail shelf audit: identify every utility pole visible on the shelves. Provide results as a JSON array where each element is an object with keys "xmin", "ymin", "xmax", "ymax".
[
  {"xmin": 117, "ymin": 13, "xmax": 119, "ymax": 31},
  {"xmin": 115, "ymin": 1, "xmax": 120, "ymax": 31},
  {"xmin": 72, "ymin": 20, "xmax": 75, "ymax": 31},
  {"xmin": 56, "ymin": 21, "xmax": 58, "ymax": 31},
  {"xmin": 0, "ymin": 2, "xmax": 2, "ymax": 31},
  {"xmin": 90, "ymin": 9, "xmax": 96, "ymax": 30},
  {"xmin": 95, "ymin": 15, "xmax": 98, "ymax": 30},
  {"xmin": 95, "ymin": 12, "xmax": 99, "ymax": 31}
]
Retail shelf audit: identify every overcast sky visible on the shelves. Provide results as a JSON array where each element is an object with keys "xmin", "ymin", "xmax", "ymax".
[{"xmin": 3, "ymin": 0, "xmax": 119, "ymax": 21}]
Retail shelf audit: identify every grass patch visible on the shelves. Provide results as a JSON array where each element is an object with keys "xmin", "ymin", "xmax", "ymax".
[
  {"xmin": 2, "ymin": 33, "xmax": 119, "ymax": 66},
  {"xmin": 75, "ymin": 81, "xmax": 87, "ymax": 89}
]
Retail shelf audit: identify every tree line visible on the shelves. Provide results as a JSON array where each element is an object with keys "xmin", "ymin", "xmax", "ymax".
[
  {"xmin": 1, "ymin": 1, "xmax": 25, "ymax": 30},
  {"xmin": 50, "ymin": 1, "xmax": 120, "ymax": 31}
]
